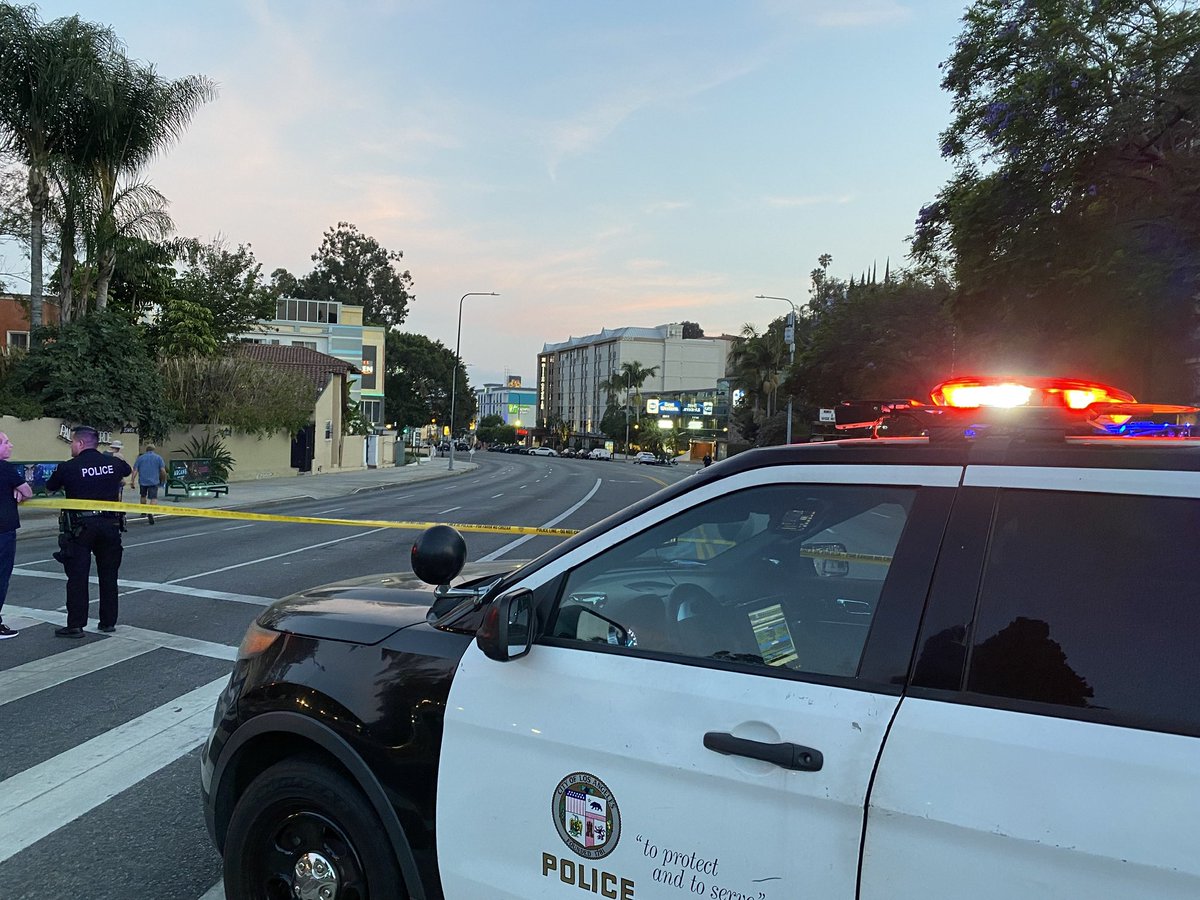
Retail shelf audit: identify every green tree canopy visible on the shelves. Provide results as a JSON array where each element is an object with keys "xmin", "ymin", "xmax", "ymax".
[
  {"xmin": 384, "ymin": 331, "xmax": 472, "ymax": 432},
  {"xmin": 292, "ymin": 222, "xmax": 415, "ymax": 329},
  {"xmin": 915, "ymin": 0, "xmax": 1200, "ymax": 399},
  {"xmin": 7, "ymin": 308, "xmax": 171, "ymax": 438},
  {"xmin": 167, "ymin": 237, "xmax": 276, "ymax": 348}
]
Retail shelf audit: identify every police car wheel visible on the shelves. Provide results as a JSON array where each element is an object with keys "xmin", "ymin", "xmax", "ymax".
[{"xmin": 222, "ymin": 758, "xmax": 405, "ymax": 900}]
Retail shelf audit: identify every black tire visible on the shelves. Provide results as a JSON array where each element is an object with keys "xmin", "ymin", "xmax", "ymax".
[{"xmin": 222, "ymin": 758, "xmax": 406, "ymax": 900}]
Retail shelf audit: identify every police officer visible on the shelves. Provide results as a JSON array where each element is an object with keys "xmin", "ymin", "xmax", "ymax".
[{"xmin": 47, "ymin": 425, "xmax": 132, "ymax": 637}]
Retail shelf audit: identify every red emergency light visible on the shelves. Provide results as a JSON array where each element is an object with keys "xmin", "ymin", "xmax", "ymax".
[{"xmin": 929, "ymin": 376, "xmax": 1137, "ymax": 410}]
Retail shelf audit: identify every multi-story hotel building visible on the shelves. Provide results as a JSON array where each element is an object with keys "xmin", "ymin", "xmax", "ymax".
[{"xmin": 537, "ymin": 323, "xmax": 734, "ymax": 440}]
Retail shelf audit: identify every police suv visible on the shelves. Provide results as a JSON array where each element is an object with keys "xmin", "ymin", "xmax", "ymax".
[{"xmin": 202, "ymin": 375, "xmax": 1200, "ymax": 900}]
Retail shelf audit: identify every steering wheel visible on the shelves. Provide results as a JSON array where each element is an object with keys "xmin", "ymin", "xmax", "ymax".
[{"xmin": 667, "ymin": 583, "xmax": 719, "ymax": 623}]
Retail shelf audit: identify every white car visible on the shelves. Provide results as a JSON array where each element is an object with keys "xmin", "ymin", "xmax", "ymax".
[
  {"xmin": 587, "ymin": 448, "xmax": 612, "ymax": 460},
  {"xmin": 633, "ymin": 451, "xmax": 657, "ymax": 464},
  {"xmin": 529, "ymin": 446, "xmax": 558, "ymax": 457}
]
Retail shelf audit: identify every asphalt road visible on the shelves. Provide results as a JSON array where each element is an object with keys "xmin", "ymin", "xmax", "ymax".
[{"xmin": 0, "ymin": 453, "xmax": 691, "ymax": 900}]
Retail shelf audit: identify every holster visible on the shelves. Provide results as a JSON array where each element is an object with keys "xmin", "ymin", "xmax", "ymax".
[{"xmin": 58, "ymin": 511, "xmax": 84, "ymax": 539}]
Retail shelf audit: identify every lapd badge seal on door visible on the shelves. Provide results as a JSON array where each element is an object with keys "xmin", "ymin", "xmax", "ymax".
[{"xmin": 552, "ymin": 772, "xmax": 621, "ymax": 860}]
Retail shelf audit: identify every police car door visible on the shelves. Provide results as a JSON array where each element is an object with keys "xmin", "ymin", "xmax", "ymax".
[{"xmin": 438, "ymin": 465, "xmax": 957, "ymax": 900}]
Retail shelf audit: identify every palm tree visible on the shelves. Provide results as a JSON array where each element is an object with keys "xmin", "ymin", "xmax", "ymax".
[
  {"xmin": 0, "ymin": 8, "xmax": 115, "ymax": 330},
  {"xmin": 728, "ymin": 324, "xmax": 786, "ymax": 418},
  {"xmin": 81, "ymin": 55, "xmax": 215, "ymax": 308}
]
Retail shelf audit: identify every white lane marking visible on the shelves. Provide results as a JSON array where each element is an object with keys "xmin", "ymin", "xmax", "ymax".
[
  {"xmin": 491, "ymin": 493, "xmax": 504, "ymax": 499},
  {"xmin": 438, "ymin": 506, "xmax": 462, "ymax": 514},
  {"xmin": 164, "ymin": 527, "xmax": 389, "ymax": 585},
  {"xmin": 0, "ymin": 636, "xmax": 155, "ymax": 706},
  {"xmin": 222, "ymin": 523, "xmax": 256, "ymax": 531},
  {"xmin": 310, "ymin": 506, "xmax": 346, "ymax": 515},
  {"xmin": 0, "ymin": 676, "xmax": 229, "ymax": 864},
  {"xmin": 4, "ymin": 605, "xmax": 237, "ymax": 660},
  {"xmin": 198, "ymin": 882, "xmax": 225, "ymax": 900},
  {"xmin": 11, "ymin": 570, "xmax": 275, "ymax": 606},
  {"xmin": 479, "ymin": 477, "xmax": 602, "ymax": 562}
]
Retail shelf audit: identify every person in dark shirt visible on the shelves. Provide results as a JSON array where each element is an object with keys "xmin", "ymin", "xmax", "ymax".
[
  {"xmin": 46, "ymin": 425, "xmax": 132, "ymax": 637},
  {"xmin": 0, "ymin": 432, "xmax": 33, "ymax": 639}
]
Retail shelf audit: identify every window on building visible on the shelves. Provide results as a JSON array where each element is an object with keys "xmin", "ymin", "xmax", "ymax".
[
  {"xmin": 293, "ymin": 341, "xmax": 317, "ymax": 350},
  {"xmin": 361, "ymin": 399, "xmax": 382, "ymax": 424},
  {"xmin": 277, "ymin": 299, "xmax": 339, "ymax": 325},
  {"xmin": 7, "ymin": 331, "xmax": 29, "ymax": 351}
]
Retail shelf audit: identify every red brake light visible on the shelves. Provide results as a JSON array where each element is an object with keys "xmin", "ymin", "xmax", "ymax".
[{"xmin": 930, "ymin": 376, "xmax": 1136, "ymax": 409}]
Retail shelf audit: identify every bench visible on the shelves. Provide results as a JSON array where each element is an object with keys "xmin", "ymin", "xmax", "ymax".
[{"xmin": 164, "ymin": 458, "xmax": 229, "ymax": 499}]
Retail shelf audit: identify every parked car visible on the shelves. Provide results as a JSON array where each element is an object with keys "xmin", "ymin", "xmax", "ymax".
[
  {"xmin": 588, "ymin": 447, "xmax": 613, "ymax": 460},
  {"xmin": 634, "ymin": 451, "xmax": 657, "ymax": 464},
  {"xmin": 530, "ymin": 446, "xmax": 558, "ymax": 456},
  {"xmin": 202, "ymin": 374, "xmax": 1200, "ymax": 900}
]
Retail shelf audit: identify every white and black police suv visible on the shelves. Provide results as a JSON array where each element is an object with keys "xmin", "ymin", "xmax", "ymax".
[{"xmin": 202, "ymin": 375, "xmax": 1200, "ymax": 900}]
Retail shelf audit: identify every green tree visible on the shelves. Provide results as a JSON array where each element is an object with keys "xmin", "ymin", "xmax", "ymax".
[
  {"xmin": 78, "ymin": 54, "xmax": 214, "ymax": 310},
  {"xmin": 916, "ymin": 0, "xmax": 1200, "ymax": 399},
  {"xmin": 169, "ymin": 237, "xmax": 276, "ymax": 345},
  {"xmin": 384, "ymin": 331, "xmax": 471, "ymax": 431},
  {"xmin": 300, "ymin": 222, "xmax": 415, "ymax": 329},
  {"xmin": 8, "ymin": 308, "xmax": 171, "ymax": 437},
  {"xmin": 0, "ymin": 7, "xmax": 115, "ymax": 330},
  {"xmin": 476, "ymin": 414, "xmax": 517, "ymax": 445}
]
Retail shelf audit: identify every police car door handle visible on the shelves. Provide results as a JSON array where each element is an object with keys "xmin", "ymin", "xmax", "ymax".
[{"xmin": 703, "ymin": 732, "xmax": 824, "ymax": 772}]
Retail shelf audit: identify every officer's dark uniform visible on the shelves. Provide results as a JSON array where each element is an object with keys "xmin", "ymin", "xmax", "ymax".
[{"xmin": 47, "ymin": 431, "xmax": 132, "ymax": 631}]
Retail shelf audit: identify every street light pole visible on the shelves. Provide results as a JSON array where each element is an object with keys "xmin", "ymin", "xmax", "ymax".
[
  {"xmin": 755, "ymin": 294, "xmax": 798, "ymax": 445},
  {"xmin": 449, "ymin": 291, "xmax": 499, "ymax": 470}
]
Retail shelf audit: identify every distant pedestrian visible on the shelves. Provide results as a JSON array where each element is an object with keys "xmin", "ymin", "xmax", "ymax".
[
  {"xmin": 131, "ymin": 443, "xmax": 167, "ymax": 525},
  {"xmin": 47, "ymin": 425, "xmax": 131, "ymax": 637},
  {"xmin": 703, "ymin": 453, "xmax": 713, "ymax": 468},
  {"xmin": 106, "ymin": 439, "xmax": 128, "ymax": 500},
  {"xmin": 0, "ymin": 432, "xmax": 33, "ymax": 639}
]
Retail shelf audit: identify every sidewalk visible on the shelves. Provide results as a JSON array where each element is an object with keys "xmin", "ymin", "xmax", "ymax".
[{"xmin": 18, "ymin": 458, "xmax": 478, "ymax": 538}]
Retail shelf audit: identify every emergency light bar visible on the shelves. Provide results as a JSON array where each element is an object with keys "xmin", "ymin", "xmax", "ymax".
[
  {"xmin": 929, "ymin": 376, "xmax": 1136, "ymax": 409},
  {"xmin": 826, "ymin": 376, "xmax": 1198, "ymax": 442}
]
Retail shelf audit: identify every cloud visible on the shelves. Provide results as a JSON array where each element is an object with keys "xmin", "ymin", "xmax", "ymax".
[{"xmin": 643, "ymin": 200, "xmax": 691, "ymax": 214}]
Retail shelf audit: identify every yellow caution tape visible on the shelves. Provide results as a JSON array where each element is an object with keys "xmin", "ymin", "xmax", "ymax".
[
  {"xmin": 23, "ymin": 498, "xmax": 580, "ymax": 538},
  {"xmin": 798, "ymin": 547, "xmax": 893, "ymax": 566}
]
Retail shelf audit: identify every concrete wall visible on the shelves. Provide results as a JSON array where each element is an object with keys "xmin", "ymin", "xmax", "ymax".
[
  {"xmin": 162, "ymin": 426, "xmax": 292, "ymax": 482},
  {"xmin": 0, "ymin": 409, "xmax": 397, "ymax": 482}
]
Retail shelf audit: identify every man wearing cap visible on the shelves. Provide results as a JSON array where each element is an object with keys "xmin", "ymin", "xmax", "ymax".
[
  {"xmin": 106, "ymin": 439, "xmax": 128, "ymax": 500},
  {"xmin": 131, "ymin": 442, "xmax": 167, "ymax": 525},
  {"xmin": 47, "ymin": 425, "xmax": 132, "ymax": 637}
]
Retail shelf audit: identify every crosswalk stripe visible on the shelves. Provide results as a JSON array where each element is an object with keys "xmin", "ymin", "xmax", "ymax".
[
  {"xmin": 0, "ymin": 635, "xmax": 155, "ymax": 706},
  {"xmin": 3, "ymin": 605, "xmax": 238, "ymax": 661},
  {"xmin": 11, "ymin": 567, "xmax": 275, "ymax": 606},
  {"xmin": 0, "ymin": 676, "xmax": 228, "ymax": 864}
]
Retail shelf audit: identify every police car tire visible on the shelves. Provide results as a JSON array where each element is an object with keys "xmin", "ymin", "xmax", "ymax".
[{"xmin": 222, "ymin": 757, "xmax": 406, "ymax": 900}]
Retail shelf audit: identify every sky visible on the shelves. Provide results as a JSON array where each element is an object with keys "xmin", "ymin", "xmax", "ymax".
[{"xmin": 25, "ymin": 0, "xmax": 968, "ymax": 386}]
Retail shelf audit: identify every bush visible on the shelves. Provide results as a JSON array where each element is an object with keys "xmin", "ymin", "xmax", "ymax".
[{"xmin": 173, "ymin": 433, "xmax": 234, "ymax": 481}]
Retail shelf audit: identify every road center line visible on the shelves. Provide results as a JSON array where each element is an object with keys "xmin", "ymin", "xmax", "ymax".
[
  {"xmin": 164, "ymin": 527, "xmax": 390, "ymax": 584},
  {"xmin": 438, "ymin": 506, "xmax": 462, "ymax": 514},
  {"xmin": 479, "ymin": 477, "xmax": 601, "ymax": 561}
]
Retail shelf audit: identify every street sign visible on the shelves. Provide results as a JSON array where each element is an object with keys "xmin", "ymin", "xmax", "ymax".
[{"xmin": 819, "ymin": 408, "xmax": 836, "ymax": 423}]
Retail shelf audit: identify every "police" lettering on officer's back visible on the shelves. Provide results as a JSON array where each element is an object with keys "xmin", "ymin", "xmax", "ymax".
[{"xmin": 81, "ymin": 465, "xmax": 115, "ymax": 476}]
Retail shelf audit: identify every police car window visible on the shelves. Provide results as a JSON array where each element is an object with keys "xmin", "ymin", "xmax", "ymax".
[
  {"xmin": 966, "ymin": 490, "xmax": 1200, "ymax": 736},
  {"xmin": 548, "ymin": 484, "xmax": 915, "ymax": 679}
]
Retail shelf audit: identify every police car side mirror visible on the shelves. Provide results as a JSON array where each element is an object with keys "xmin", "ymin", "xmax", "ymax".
[
  {"xmin": 477, "ymin": 589, "xmax": 535, "ymax": 661},
  {"xmin": 803, "ymin": 541, "xmax": 850, "ymax": 577}
]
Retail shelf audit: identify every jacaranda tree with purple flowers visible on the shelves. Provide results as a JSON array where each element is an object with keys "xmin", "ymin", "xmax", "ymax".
[{"xmin": 914, "ymin": 0, "xmax": 1200, "ymax": 400}]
